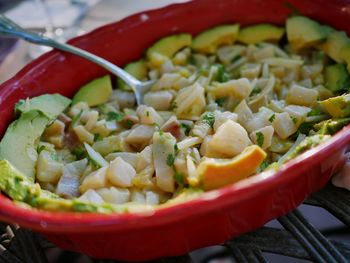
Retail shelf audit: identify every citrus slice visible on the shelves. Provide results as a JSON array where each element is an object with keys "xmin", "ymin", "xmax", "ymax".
[{"xmin": 197, "ymin": 145, "xmax": 267, "ymax": 190}]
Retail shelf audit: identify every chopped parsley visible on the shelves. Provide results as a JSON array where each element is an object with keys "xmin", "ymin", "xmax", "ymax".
[
  {"xmin": 291, "ymin": 116, "xmax": 298, "ymax": 124},
  {"xmin": 174, "ymin": 144, "xmax": 179, "ymax": 154},
  {"xmin": 170, "ymin": 101, "xmax": 178, "ymax": 110},
  {"xmin": 71, "ymin": 110, "xmax": 83, "ymax": 126},
  {"xmin": 202, "ymin": 112, "xmax": 215, "ymax": 128},
  {"xmin": 94, "ymin": 134, "xmax": 103, "ymax": 142},
  {"xmin": 37, "ymin": 145, "xmax": 46, "ymax": 154},
  {"xmin": 215, "ymin": 97, "xmax": 227, "ymax": 107},
  {"xmin": 217, "ymin": 64, "xmax": 230, "ymax": 82},
  {"xmin": 166, "ymin": 154, "xmax": 175, "ymax": 167},
  {"xmin": 256, "ymin": 132, "xmax": 264, "ymax": 147},
  {"xmin": 259, "ymin": 160, "xmax": 269, "ymax": 171},
  {"xmin": 269, "ymin": 114, "xmax": 276, "ymax": 123},
  {"xmin": 71, "ymin": 147, "xmax": 86, "ymax": 159},
  {"xmin": 107, "ymin": 111, "xmax": 124, "ymax": 122},
  {"xmin": 180, "ymin": 123, "xmax": 191, "ymax": 134},
  {"xmin": 307, "ymin": 108, "xmax": 323, "ymax": 117},
  {"xmin": 250, "ymin": 86, "xmax": 261, "ymax": 96},
  {"xmin": 125, "ymin": 119, "xmax": 134, "ymax": 129},
  {"xmin": 174, "ymin": 172, "xmax": 185, "ymax": 185}
]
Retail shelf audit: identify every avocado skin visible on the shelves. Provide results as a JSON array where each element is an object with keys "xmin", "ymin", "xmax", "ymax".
[
  {"xmin": 321, "ymin": 94, "xmax": 350, "ymax": 118},
  {"xmin": 15, "ymin": 94, "xmax": 71, "ymax": 119},
  {"xmin": 0, "ymin": 110, "xmax": 50, "ymax": 180},
  {"xmin": 238, "ymin": 24, "xmax": 285, "ymax": 45},
  {"xmin": 325, "ymin": 64, "xmax": 350, "ymax": 93},
  {"xmin": 118, "ymin": 60, "xmax": 148, "ymax": 91},
  {"xmin": 72, "ymin": 75, "xmax": 113, "ymax": 107},
  {"xmin": 286, "ymin": 16, "xmax": 327, "ymax": 50}
]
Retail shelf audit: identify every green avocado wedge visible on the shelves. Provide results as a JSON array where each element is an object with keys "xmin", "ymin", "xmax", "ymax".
[
  {"xmin": 192, "ymin": 24, "xmax": 240, "ymax": 54},
  {"xmin": 118, "ymin": 60, "xmax": 148, "ymax": 91},
  {"xmin": 238, "ymin": 24, "xmax": 285, "ymax": 45},
  {"xmin": 320, "ymin": 94, "xmax": 350, "ymax": 118},
  {"xmin": 325, "ymin": 64, "xmax": 350, "ymax": 93},
  {"xmin": 286, "ymin": 16, "xmax": 327, "ymax": 50},
  {"xmin": 72, "ymin": 75, "xmax": 113, "ymax": 107},
  {"xmin": 15, "ymin": 94, "xmax": 71, "ymax": 119},
  {"xmin": 319, "ymin": 31, "xmax": 350, "ymax": 63},
  {"xmin": 0, "ymin": 110, "xmax": 50, "ymax": 180}
]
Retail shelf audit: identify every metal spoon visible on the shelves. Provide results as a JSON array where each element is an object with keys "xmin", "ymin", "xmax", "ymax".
[{"xmin": 0, "ymin": 15, "xmax": 155, "ymax": 105}]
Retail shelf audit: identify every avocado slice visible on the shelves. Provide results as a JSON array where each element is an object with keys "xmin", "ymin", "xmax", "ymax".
[
  {"xmin": 72, "ymin": 75, "xmax": 113, "ymax": 107},
  {"xmin": 237, "ymin": 24, "xmax": 285, "ymax": 44},
  {"xmin": 146, "ymin": 34, "xmax": 192, "ymax": 65},
  {"xmin": 320, "ymin": 94, "xmax": 350, "ymax": 118},
  {"xmin": 314, "ymin": 117, "xmax": 350, "ymax": 135},
  {"xmin": 286, "ymin": 16, "xmax": 327, "ymax": 50},
  {"xmin": 15, "ymin": 94, "xmax": 71, "ymax": 119},
  {"xmin": 319, "ymin": 31, "xmax": 350, "ymax": 63},
  {"xmin": 118, "ymin": 60, "xmax": 148, "ymax": 91},
  {"xmin": 0, "ymin": 110, "xmax": 50, "ymax": 180},
  {"xmin": 192, "ymin": 24, "xmax": 240, "ymax": 54},
  {"xmin": 340, "ymin": 44, "xmax": 350, "ymax": 73},
  {"xmin": 325, "ymin": 64, "xmax": 350, "ymax": 93}
]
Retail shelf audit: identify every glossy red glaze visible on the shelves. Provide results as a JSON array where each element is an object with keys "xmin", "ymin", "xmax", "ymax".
[{"xmin": 0, "ymin": 0, "xmax": 350, "ymax": 260}]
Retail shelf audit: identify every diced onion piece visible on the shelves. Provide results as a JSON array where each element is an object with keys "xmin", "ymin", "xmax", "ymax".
[
  {"xmin": 213, "ymin": 111, "xmax": 238, "ymax": 131},
  {"xmin": 177, "ymin": 137, "xmax": 202, "ymax": 150},
  {"xmin": 234, "ymin": 100, "xmax": 253, "ymax": 125},
  {"xmin": 211, "ymin": 78, "xmax": 252, "ymax": 99},
  {"xmin": 286, "ymin": 84, "xmax": 318, "ymax": 106},
  {"xmin": 73, "ymin": 125, "xmax": 94, "ymax": 144},
  {"xmin": 36, "ymin": 151, "xmax": 63, "ymax": 183},
  {"xmin": 208, "ymin": 120, "xmax": 251, "ymax": 158},
  {"xmin": 137, "ymin": 105, "xmax": 164, "ymax": 126},
  {"xmin": 250, "ymin": 126, "xmax": 274, "ymax": 150},
  {"xmin": 84, "ymin": 143, "xmax": 108, "ymax": 167},
  {"xmin": 262, "ymin": 57, "xmax": 303, "ymax": 68},
  {"xmin": 153, "ymin": 132, "xmax": 176, "ymax": 193},
  {"xmin": 272, "ymin": 112, "xmax": 297, "ymax": 139},
  {"xmin": 175, "ymin": 83, "xmax": 206, "ymax": 119},
  {"xmin": 79, "ymin": 166, "xmax": 108, "ymax": 193},
  {"xmin": 107, "ymin": 157, "xmax": 136, "ymax": 187},
  {"xmin": 187, "ymin": 155, "xmax": 199, "ymax": 186},
  {"xmin": 143, "ymin": 91, "xmax": 174, "ymax": 110},
  {"xmin": 96, "ymin": 187, "xmax": 130, "ymax": 204}
]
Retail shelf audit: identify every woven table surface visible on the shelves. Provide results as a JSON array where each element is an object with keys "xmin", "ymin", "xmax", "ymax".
[{"xmin": 0, "ymin": 183, "xmax": 349, "ymax": 263}]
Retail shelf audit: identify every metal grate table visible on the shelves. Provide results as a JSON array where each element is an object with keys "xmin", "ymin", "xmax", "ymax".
[{"xmin": 0, "ymin": 183, "xmax": 349, "ymax": 263}]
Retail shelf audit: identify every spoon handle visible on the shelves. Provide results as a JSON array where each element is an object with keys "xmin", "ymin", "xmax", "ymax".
[{"xmin": 0, "ymin": 15, "xmax": 140, "ymax": 88}]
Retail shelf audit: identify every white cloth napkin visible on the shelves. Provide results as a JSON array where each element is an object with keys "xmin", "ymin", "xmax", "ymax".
[{"xmin": 4, "ymin": 0, "xmax": 100, "ymax": 29}]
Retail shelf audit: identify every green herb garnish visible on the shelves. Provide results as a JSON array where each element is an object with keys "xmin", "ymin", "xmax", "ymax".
[
  {"xmin": 71, "ymin": 147, "xmax": 86, "ymax": 159},
  {"xmin": 215, "ymin": 97, "xmax": 227, "ymax": 107},
  {"xmin": 107, "ymin": 112, "xmax": 124, "ymax": 122},
  {"xmin": 71, "ymin": 110, "xmax": 83, "ymax": 126},
  {"xmin": 269, "ymin": 114, "xmax": 276, "ymax": 123},
  {"xmin": 256, "ymin": 132, "xmax": 264, "ymax": 147},
  {"xmin": 180, "ymin": 123, "xmax": 191, "ymax": 134},
  {"xmin": 174, "ymin": 172, "xmax": 185, "ymax": 185},
  {"xmin": 202, "ymin": 112, "xmax": 215, "ymax": 128},
  {"xmin": 94, "ymin": 134, "xmax": 103, "ymax": 142},
  {"xmin": 307, "ymin": 108, "xmax": 323, "ymax": 117},
  {"xmin": 166, "ymin": 154, "xmax": 175, "ymax": 167}
]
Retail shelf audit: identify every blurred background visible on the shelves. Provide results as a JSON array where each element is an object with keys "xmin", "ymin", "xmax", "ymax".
[{"xmin": 0, "ymin": 1, "xmax": 349, "ymax": 263}]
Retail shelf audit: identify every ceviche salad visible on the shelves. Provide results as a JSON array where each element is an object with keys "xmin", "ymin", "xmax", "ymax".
[{"xmin": 0, "ymin": 16, "xmax": 350, "ymax": 213}]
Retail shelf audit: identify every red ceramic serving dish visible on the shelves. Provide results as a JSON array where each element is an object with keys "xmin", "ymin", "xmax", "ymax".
[{"xmin": 0, "ymin": 0, "xmax": 350, "ymax": 260}]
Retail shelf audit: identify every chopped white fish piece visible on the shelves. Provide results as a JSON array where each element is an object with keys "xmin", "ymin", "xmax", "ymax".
[
  {"xmin": 208, "ymin": 120, "xmax": 251, "ymax": 158},
  {"xmin": 73, "ymin": 125, "xmax": 94, "ymax": 144},
  {"xmin": 114, "ymin": 90, "xmax": 135, "ymax": 109},
  {"xmin": 161, "ymin": 116, "xmax": 182, "ymax": 139},
  {"xmin": 96, "ymin": 187, "xmax": 130, "ymax": 204},
  {"xmin": 144, "ymin": 91, "xmax": 174, "ymax": 110},
  {"xmin": 213, "ymin": 111, "xmax": 238, "ymax": 131},
  {"xmin": 234, "ymin": 100, "xmax": 253, "ymax": 126},
  {"xmin": 130, "ymin": 190, "xmax": 146, "ymax": 203},
  {"xmin": 36, "ymin": 151, "xmax": 63, "ymax": 183},
  {"xmin": 79, "ymin": 166, "xmax": 108, "ymax": 193},
  {"xmin": 286, "ymin": 84, "xmax": 318, "ymax": 106},
  {"xmin": 136, "ymin": 145, "xmax": 153, "ymax": 172},
  {"xmin": 211, "ymin": 78, "xmax": 253, "ymax": 99},
  {"xmin": 78, "ymin": 189, "xmax": 104, "ymax": 205},
  {"xmin": 125, "ymin": 125, "xmax": 155, "ymax": 146},
  {"xmin": 145, "ymin": 191, "xmax": 160, "ymax": 205},
  {"xmin": 105, "ymin": 152, "xmax": 139, "ymax": 168},
  {"xmin": 272, "ymin": 112, "xmax": 297, "ymax": 139},
  {"xmin": 107, "ymin": 157, "xmax": 136, "ymax": 187},
  {"xmin": 245, "ymin": 107, "xmax": 274, "ymax": 133},
  {"xmin": 56, "ymin": 159, "xmax": 88, "ymax": 198},
  {"xmin": 177, "ymin": 137, "xmax": 202, "ymax": 150}
]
